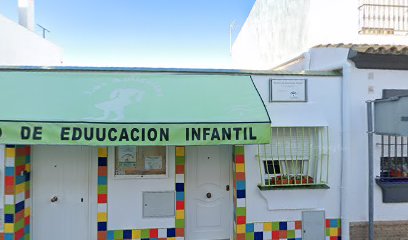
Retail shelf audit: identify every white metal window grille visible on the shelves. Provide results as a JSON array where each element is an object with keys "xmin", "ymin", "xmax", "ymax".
[
  {"xmin": 359, "ymin": 0, "xmax": 408, "ymax": 35},
  {"xmin": 257, "ymin": 127, "xmax": 329, "ymax": 187},
  {"xmin": 378, "ymin": 135, "xmax": 408, "ymax": 179}
]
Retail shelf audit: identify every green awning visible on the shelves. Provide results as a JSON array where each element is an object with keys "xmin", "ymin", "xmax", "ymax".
[{"xmin": 0, "ymin": 69, "xmax": 271, "ymax": 146}]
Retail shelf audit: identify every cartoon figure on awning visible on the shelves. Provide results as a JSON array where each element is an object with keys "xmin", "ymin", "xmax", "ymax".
[{"xmin": 95, "ymin": 88, "xmax": 144, "ymax": 121}]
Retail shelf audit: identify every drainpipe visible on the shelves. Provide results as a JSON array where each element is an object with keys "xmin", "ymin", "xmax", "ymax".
[
  {"xmin": 366, "ymin": 100, "xmax": 374, "ymax": 240},
  {"xmin": 18, "ymin": 0, "xmax": 35, "ymax": 31},
  {"xmin": 340, "ymin": 62, "xmax": 352, "ymax": 239}
]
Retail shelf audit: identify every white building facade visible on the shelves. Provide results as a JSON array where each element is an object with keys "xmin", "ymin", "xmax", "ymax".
[
  {"xmin": 0, "ymin": 49, "xmax": 407, "ymax": 240},
  {"xmin": 1, "ymin": 1, "xmax": 408, "ymax": 240}
]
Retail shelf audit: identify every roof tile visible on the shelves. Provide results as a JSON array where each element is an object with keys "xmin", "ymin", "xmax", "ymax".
[{"xmin": 313, "ymin": 43, "xmax": 408, "ymax": 55}]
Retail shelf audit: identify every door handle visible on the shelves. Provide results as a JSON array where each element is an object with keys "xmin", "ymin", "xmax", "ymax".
[
  {"xmin": 206, "ymin": 192, "xmax": 212, "ymax": 199},
  {"xmin": 50, "ymin": 196, "xmax": 58, "ymax": 203},
  {"xmin": 226, "ymin": 185, "xmax": 230, "ymax": 191}
]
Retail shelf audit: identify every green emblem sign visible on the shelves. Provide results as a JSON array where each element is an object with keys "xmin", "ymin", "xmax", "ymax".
[{"xmin": 0, "ymin": 122, "xmax": 270, "ymax": 146}]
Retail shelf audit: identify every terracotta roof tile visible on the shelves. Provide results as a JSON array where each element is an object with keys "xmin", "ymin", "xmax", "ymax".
[{"xmin": 313, "ymin": 43, "xmax": 408, "ymax": 55}]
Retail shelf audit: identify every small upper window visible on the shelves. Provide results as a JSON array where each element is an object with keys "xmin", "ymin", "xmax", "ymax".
[{"xmin": 115, "ymin": 146, "xmax": 167, "ymax": 177}]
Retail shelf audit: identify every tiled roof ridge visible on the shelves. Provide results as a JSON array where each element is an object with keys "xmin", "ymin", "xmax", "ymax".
[{"xmin": 313, "ymin": 43, "xmax": 408, "ymax": 55}]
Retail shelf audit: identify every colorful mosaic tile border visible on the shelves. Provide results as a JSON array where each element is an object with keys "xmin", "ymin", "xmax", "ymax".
[
  {"xmin": 326, "ymin": 219, "xmax": 341, "ymax": 240},
  {"xmin": 97, "ymin": 147, "xmax": 185, "ymax": 240},
  {"xmin": 233, "ymin": 145, "xmax": 246, "ymax": 240},
  {"xmin": 245, "ymin": 221, "xmax": 302, "ymax": 240},
  {"xmin": 236, "ymin": 219, "xmax": 340, "ymax": 240},
  {"xmin": 2, "ymin": 145, "xmax": 31, "ymax": 240}
]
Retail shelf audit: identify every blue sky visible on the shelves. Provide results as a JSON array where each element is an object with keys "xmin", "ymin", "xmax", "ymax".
[{"xmin": 0, "ymin": 1, "xmax": 255, "ymax": 68}]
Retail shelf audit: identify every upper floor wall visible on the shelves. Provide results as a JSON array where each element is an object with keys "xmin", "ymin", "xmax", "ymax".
[
  {"xmin": 0, "ymin": 14, "xmax": 62, "ymax": 66},
  {"xmin": 232, "ymin": 0, "xmax": 408, "ymax": 70}
]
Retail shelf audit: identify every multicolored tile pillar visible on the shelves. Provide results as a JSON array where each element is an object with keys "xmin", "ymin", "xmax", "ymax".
[
  {"xmin": 3, "ymin": 145, "xmax": 31, "ymax": 240},
  {"xmin": 233, "ymin": 145, "xmax": 246, "ymax": 240},
  {"xmin": 97, "ymin": 146, "xmax": 185, "ymax": 240},
  {"xmin": 174, "ymin": 146, "xmax": 186, "ymax": 238},
  {"xmin": 97, "ymin": 147, "xmax": 108, "ymax": 240}
]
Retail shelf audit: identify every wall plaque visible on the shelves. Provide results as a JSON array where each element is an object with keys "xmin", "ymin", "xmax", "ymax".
[{"xmin": 269, "ymin": 79, "xmax": 307, "ymax": 102}]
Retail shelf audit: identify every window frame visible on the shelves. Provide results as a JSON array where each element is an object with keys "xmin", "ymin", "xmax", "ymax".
[{"xmin": 262, "ymin": 159, "xmax": 310, "ymax": 176}]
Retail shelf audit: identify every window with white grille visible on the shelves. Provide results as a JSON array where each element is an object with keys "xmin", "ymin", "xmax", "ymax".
[
  {"xmin": 257, "ymin": 127, "xmax": 329, "ymax": 188},
  {"xmin": 359, "ymin": 0, "xmax": 408, "ymax": 35}
]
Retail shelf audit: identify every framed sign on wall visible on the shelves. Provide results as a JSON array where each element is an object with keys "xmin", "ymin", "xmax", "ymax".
[{"xmin": 269, "ymin": 79, "xmax": 307, "ymax": 102}]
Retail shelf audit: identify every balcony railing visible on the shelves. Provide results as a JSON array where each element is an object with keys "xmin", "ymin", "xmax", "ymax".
[{"xmin": 359, "ymin": 0, "xmax": 408, "ymax": 35}]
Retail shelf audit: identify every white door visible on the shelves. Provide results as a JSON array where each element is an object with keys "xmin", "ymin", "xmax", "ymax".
[
  {"xmin": 32, "ymin": 145, "xmax": 90, "ymax": 240},
  {"xmin": 186, "ymin": 146, "xmax": 232, "ymax": 240}
]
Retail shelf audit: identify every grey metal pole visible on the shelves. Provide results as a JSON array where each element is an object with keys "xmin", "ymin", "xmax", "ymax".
[{"xmin": 367, "ymin": 101, "xmax": 374, "ymax": 240}]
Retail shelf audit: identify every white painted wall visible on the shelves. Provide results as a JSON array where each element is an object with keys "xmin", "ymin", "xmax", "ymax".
[
  {"xmin": 340, "ymin": 66, "xmax": 408, "ymax": 238},
  {"xmin": 245, "ymin": 75, "xmax": 342, "ymax": 222},
  {"xmin": 308, "ymin": 48, "xmax": 350, "ymax": 71},
  {"xmin": 232, "ymin": 0, "xmax": 311, "ymax": 70},
  {"xmin": 290, "ymin": 46, "xmax": 408, "ymax": 238},
  {"xmin": 107, "ymin": 146, "xmax": 175, "ymax": 230},
  {"xmin": 0, "ymin": 14, "xmax": 62, "ymax": 66},
  {"xmin": 232, "ymin": 0, "xmax": 408, "ymax": 70},
  {"xmin": 274, "ymin": 47, "xmax": 352, "ymax": 72}
]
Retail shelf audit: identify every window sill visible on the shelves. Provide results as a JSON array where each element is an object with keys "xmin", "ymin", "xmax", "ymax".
[
  {"xmin": 376, "ymin": 177, "xmax": 408, "ymax": 203},
  {"xmin": 257, "ymin": 183, "xmax": 330, "ymax": 191}
]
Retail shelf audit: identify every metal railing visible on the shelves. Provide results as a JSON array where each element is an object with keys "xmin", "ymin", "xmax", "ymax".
[
  {"xmin": 378, "ymin": 135, "xmax": 408, "ymax": 180},
  {"xmin": 359, "ymin": 0, "xmax": 408, "ymax": 34},
  {"xmin": 257, "ymin": 127, "xmax": 329, "ymax": 187}
]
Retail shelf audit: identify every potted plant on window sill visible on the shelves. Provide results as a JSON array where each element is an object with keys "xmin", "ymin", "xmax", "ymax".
[{"xmin": 266, "ymin": 175, "xmax": 314, "ymax": 185}]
